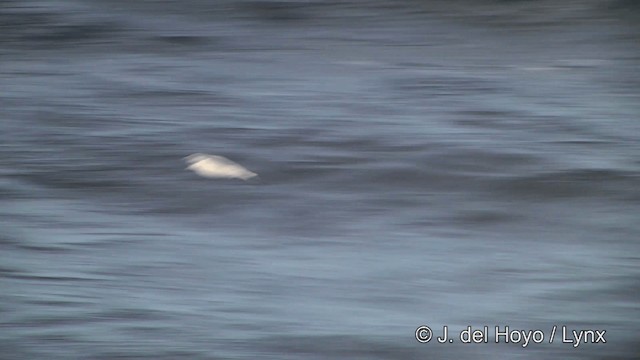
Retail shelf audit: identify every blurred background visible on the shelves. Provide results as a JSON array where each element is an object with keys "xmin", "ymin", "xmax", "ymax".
[{"xmin": 1, "ymin": 0, "xmax": 639, "ymax": 359}]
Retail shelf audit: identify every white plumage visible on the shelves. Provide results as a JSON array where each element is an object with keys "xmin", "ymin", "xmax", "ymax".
[{"xmin": 184, "ymin": 153, "xmax": 257, "ymax": 180}]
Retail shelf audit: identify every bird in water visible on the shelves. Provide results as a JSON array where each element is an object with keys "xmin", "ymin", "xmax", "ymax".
[{"xmin": 184, "ymin": 153, "xmax": 258, "ymax": 181}]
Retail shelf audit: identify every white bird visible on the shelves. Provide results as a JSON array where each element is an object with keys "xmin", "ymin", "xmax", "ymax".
[{"xmin": 184, "ymin": 153, "xmax": 258, "ymax": 180}]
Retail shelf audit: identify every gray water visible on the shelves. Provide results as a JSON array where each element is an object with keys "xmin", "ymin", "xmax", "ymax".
[{"xmin": 1, "ymin": 0, "xmax": 639, "ymax": 359}]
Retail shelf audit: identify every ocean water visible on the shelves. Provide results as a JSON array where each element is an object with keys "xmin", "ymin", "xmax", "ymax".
[{"xmin": 1, "ymin": 0, "xmax": 639, "ymax": 359}]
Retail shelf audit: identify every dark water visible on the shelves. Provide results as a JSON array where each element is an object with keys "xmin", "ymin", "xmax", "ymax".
[{"xmin": 1, "ymin": 0, "xmax": 639, "ymax": 359}]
